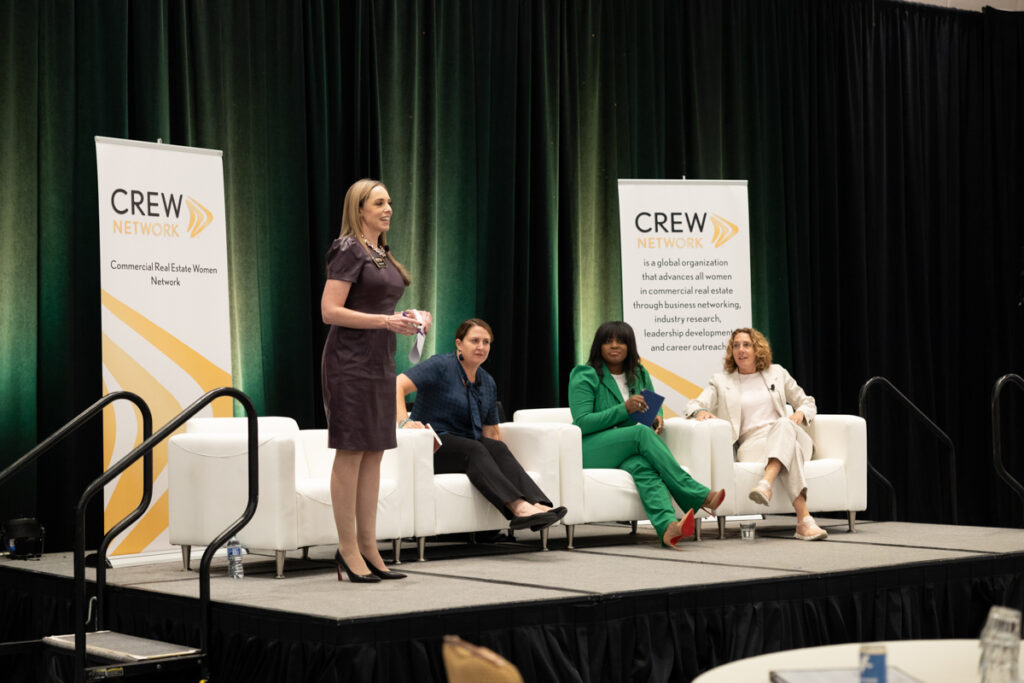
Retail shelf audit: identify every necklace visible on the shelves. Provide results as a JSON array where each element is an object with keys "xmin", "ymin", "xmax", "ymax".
[
  {"xmin": 362, "ymin": 236, "xmax": 386, "ymax": 257},
  {"xmin": 362, "ymin": 235, "xmax": 388, "ymax": 268}
]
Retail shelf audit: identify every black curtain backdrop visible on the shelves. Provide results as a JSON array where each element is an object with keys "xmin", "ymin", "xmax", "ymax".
[{"xmin": 1, "ymin": 0, "xmax": 1023, "ymax": 550}]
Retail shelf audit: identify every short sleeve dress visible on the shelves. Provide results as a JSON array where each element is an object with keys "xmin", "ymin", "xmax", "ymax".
[{"xmin": 321, "ymin": 236, "xmax": 407, "ymax": 451}]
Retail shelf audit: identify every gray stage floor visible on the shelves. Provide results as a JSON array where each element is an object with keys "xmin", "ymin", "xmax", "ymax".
[{"xmin": 7, "ymin": 517, "xmax": 1022, "ymax": 624}]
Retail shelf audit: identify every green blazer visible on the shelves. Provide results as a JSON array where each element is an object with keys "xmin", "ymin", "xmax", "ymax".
[{"xmin": 568, "ymin": 362, "xmax": 661, "ymax": 436}]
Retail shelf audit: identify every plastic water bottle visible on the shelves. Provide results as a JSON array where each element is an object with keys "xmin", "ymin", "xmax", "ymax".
[{"xmin": 226, "ymin": 536, "xmax": 244, "ymax": 579}]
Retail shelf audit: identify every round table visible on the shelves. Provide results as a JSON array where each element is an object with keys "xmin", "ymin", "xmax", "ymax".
[{"xmin": 693, "ymin": 638, "xmax": 1024, "ymax": 682}]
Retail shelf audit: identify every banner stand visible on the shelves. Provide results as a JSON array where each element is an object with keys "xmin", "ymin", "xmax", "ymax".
[
  {"xmin": 95, "ymin": 136, "xmax": 232, "ymax": 561},
  {"xmin": 618, "ymin": 179, "xmax": 752, "ymax": 414}
]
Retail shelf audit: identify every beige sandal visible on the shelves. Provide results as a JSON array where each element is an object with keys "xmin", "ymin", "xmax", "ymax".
[
  {"xmin": 748, "ymin": 480, "xmax": 772, "ymax": 506},
  {"xmin": 794, "ymin": 516, "xmax": 828, "ymax": 541}
]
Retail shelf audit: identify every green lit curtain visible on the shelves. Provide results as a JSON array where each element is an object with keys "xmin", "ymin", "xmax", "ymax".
[{"xmin": 2, "ymin": 0, "xmax": 1023, "ymax": 549}]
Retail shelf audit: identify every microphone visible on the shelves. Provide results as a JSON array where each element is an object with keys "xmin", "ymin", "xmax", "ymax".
[
  {"xmin": 770, "ymin": 384, "xmax": 775, "ymax": 391},
  {"xmin": 383, "ymin": 244, "xmax": 390, "ymax": 253}
]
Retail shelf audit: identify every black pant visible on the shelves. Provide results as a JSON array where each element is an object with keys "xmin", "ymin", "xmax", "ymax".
[{"xmin": 434, "ymin": 435, "xmax": 552, "ymax": 519}]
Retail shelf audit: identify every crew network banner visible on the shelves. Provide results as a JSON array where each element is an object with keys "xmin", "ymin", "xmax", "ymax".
[
  {"xmin": 618, "ymin": 179, "xmax": 751, "ymax": 417},
  {"xmin": 96, "ymin": 137, "xmax": 232, "ymax": 557}
]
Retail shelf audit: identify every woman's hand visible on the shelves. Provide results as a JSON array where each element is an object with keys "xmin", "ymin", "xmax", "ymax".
[
  {"xmin": 400, "ymin": 420, "xmax": 426, "ymax": 429},
  {"xmin": 652, "ymin": 415, "xmax": 664, "ymax": 434},
  {"xmin": 625, "ymin": 394, "xmax": 648, "ymax": 414},
  {"xmin": 416, "ymin": 310, "xmax": 433, "ymax": 334},
  {"xmin": 789, "ymin": 411, "xmax": 805, "ymax": 425},
  {"xmin": 695, "ymin": 410, "xmax": 716, "ymax": 421},
  {"xmin": 385, "ymin": 313, "xmax": 421, "ymax": 336}
]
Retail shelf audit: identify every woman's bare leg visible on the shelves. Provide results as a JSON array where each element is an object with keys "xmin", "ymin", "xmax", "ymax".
[
  {"xmin": 355, "ymin": 450, "xmax": 386, "ymax": 570},
  {"xmin": 761, "ymin": 458, "xmax": 783, "ymax": 486},
  {"xmin": 331, "ymin": 449, "xmax": 371, "ymax": 575}
]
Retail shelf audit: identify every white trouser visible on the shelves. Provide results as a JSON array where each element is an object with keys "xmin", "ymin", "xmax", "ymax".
[{"xmin": 737, "ymin": 417, "xmax": 812, "ymax": 503}]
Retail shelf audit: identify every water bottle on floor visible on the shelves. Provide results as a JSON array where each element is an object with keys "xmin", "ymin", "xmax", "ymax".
[{"xmin": 226, "ymin": 536, "xmax": 244, "ymax": 579}]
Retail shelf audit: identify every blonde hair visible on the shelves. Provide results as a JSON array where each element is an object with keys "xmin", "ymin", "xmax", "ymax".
[
  {"xmin": 723, "ymin": 327, "xmax": 772, "ymax": 373},
  {"xmin": 339, "ymin": 179, "xmax": 411, "ymax": 285}
]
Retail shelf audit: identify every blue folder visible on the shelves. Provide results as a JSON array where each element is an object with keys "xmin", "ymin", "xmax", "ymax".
[{"xmin": 629, "ymin": 389, "xmax": 665, "ymax": 427}]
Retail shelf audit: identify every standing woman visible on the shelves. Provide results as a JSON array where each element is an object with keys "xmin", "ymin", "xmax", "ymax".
[
  {"xmin": 686, "ymin": 328, "xmax": 828, "ymax": 541},
  {"xmin": 569, "ymin": 321, "xmax": 725, "ymax": 549},
  {"xmin": 321, "ymin": 178, "xmax": 432, "ymax": 583}
]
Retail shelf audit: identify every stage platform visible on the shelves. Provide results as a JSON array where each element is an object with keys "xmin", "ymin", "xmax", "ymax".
[{"xmin": 2, "ymin": 516, "xmax": 1023, "ymax": 682}]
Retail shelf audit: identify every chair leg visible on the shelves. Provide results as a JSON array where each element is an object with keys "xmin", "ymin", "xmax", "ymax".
[
  {"xmin": 717, "ymin": 515, "xmax": 726, "ymax": 539},
  {"xmin": 392, "ymin": 538, "xmax": 401, "ymax": 564},
  {"xmin": 695, "ymin": 519, "xmax": 703, "ymax": 542},
  {"xmin": 274, "ymin": 550, "xmax": 286, "ymax": 579},
  {"xmin": 847, "ymin": 511, "xmax": 857, "ymax": 533},
  {"xmin": 181, "ymin": 545, "xmax": 191, "ymax": 571},
  {"xmin": 630, "ymin": 520, "xmax": 638, "ymax": 535},
  {"xmin": 541, "ymin": 527, "xmax": 549, "ymax": 551},
  {"xmin": 566, "ymin": 524, "xmax": 575, "ymax": 550},
  {"xmin": 417, "ymin": 537, "xmax": 426, "ymax": 562},
  {"xmin": 301, "ymin": 546, "xmax": 309, "ymax": 561}
]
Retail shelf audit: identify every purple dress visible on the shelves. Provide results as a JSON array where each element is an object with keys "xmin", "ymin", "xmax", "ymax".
[{"xmin": 321, "ymin": 236, "xmax": 406, "ymax": 451}]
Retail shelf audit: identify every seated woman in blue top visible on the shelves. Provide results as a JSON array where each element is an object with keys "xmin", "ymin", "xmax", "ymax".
[
  {"xmin": 396, "ymin": 318, "xmax": 566, "ymax": 532},
  {"xmin": 569, "ymin": 321, "xmax": 725, "ymax": 549}
]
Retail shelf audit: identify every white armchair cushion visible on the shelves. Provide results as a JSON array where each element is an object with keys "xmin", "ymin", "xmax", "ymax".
[
  {"xmin": 410, "ymin": 423, "xmax": 559, "ymax": 539},
  {"xmin": 708, "ymin": 414, "xmax": 867, "ymax": 519},
  {"xmin": 169, "ymin": 419, "xmax": 430, "ymax": 555},
  {"xmin": 185, "ymin": 416, "xmax": 300, "ymax": 436},
  {"xmin": 168, "ymin": 432, "xmax": 300, "ymax": 551},
  {"xmin": 511, "ymin": 408, "xmax": 710, "ymax": 529}
]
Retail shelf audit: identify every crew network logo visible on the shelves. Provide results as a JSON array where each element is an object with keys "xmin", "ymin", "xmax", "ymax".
[
  {"xmin": 185, "ymin": 197, "xmax": 213, "ymax": 237},
  {"xmin": 633, "ymin": 210, "xmax": 740, "ymax": 249},
  {"xmin": 110, "ymin": 188, "xmax": 214, "ymax": 239},
  {"xmin": 708, "ymin": 214, "xmax": 739, "ymax": 248}
]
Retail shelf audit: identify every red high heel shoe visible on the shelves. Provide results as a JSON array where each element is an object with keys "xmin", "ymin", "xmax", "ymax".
[
  {"xmin": 663, "ymin": 508, "xmax": 695, "ymax": 549},
  {"xmin": 701, "ymin": 489, "xmax": 726, "ymax": 516}
]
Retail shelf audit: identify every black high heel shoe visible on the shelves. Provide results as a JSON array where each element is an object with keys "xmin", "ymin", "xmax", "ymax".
[
  {"xmin": 361, "ymin": 554, "xmax": 407, "ymax": 580},
  {"xmin": 335, "ymin": 550, "xmax": 381, "ymax": 583}
]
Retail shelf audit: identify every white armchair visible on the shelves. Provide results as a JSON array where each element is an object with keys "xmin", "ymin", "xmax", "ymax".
[
  {"xmin": 410, "ymin": 422, "xmax": 563, "ymax": 561},
  {"xmin": 168, "ymin": 417, "xmax": 434, "ymax": 577},
  {"xmin": 704, "ymin": 414, "xmax": 868, "ymax": 538},
  {"xmin": 512, "ymin": 409, "xmax": 711, "ymax": 547}
]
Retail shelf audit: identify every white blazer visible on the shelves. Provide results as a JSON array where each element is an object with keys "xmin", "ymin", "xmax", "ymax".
[{"xmin": 686, "ymin": 364, "xmax": 816, "ymax": 456}]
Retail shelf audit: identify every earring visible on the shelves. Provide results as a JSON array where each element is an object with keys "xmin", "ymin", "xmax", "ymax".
[{"xmin": 457, "ymin": 350, "xmax": 464, "ymax": 361}]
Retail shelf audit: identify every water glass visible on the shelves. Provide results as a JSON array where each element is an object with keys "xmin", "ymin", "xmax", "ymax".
[
  {"xmin": 739, "ymin": 521, "xmax": 756, "ymax": 541},
  {"xmin": 979, "ymin": 605, "xmax": 1021, "ymax": 683}
]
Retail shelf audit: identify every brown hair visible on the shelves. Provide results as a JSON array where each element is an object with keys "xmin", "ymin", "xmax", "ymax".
[
  {"xmin": 455, "ymin": 318, "xmax": 494, "ymax": 342},
  {"xmin": 338, "ymin": 178, "xmax": 411, "ymax": 285},
  {"xmin": 723, "ymin": 327, "xmax": 772, "ymax": 373}
]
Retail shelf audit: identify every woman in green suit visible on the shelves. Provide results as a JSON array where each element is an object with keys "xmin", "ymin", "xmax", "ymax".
[{"xmin": 569, "ymin": 321, "xmax": 725, "ymax": 548}]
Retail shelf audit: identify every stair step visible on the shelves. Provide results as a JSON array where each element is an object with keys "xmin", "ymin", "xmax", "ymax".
[{"xmin": 42, "ymin": 630, "xmax": 199, "ymax": 662}]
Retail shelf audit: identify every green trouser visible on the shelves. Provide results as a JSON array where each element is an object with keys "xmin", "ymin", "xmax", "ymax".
[{"xmin": 581, "ymin": 423, "xmax": 710, "ymax": 541}]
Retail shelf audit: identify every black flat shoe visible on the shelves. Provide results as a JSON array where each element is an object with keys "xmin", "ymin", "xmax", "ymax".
[
  {"xmin": 361, "ymin": 554, "xmax": 407, "ymax": 580},
  {"xmin": 531, "ymin": 506, "xmax": 567, "ymax": 531},
  {"xmin": 510, "ymin": 510, "xmax": 557, "ymax": 531},
  {"xmin": 335, "ymin": 550, "xmax": 381, "ymax": 583}
]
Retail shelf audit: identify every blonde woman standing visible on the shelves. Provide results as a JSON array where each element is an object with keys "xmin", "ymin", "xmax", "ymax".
[{"xmin": 321, "ymin": 179, "xmax": 432, "ymax": 582}]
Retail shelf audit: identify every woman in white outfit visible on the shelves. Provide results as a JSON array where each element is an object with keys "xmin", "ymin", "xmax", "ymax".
[{"xmin": 686, "ymin": 328, "xmax": 828, "ymax": 541}]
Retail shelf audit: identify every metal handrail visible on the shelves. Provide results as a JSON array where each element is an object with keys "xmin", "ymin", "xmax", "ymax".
[
  {"xmin": 858, "ymin": 376, "xmax": 958, "ymax": 524},
  {"xmin": 71, "ymin": 387, "xmax": 258, "ymax": 682},
  {"xmin": 991, "ymin": 374, "xmax": 1024, "ymax": 527},
  {"xmin": 0, "ymin": 391, "xmax": 153, "ymax": 635}
]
